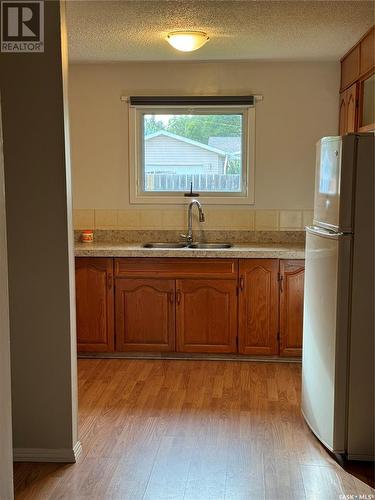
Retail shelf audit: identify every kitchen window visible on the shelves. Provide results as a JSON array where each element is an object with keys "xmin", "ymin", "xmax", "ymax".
[{"xmin": 128, "ymin": 96, "xmax": 256, "ymax": 204}]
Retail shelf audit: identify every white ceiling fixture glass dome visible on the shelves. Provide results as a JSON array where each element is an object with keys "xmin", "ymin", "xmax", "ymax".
[{"xmin": 166, "ymin": 31, "xmax": 209, "ymax": 52}]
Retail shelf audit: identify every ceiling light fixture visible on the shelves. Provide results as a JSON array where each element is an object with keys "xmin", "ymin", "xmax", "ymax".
[{"xmin": 166, "ymin": 31, "xmax": 209, "ymax": 52}]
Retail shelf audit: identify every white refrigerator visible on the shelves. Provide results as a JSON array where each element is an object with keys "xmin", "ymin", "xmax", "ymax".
[{"xmin": 301, "ymin": 133, "xmax": 374, "ymax": 460}]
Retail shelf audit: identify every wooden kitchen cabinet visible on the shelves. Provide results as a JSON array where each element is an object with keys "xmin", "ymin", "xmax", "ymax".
[
  {"xmin": 238, "ymin": 259, "xmax": 279, "ymax": 356},
  {"xmin": 76, "ymin": 256, "xmax": 305, "ymax": 357},
  {"xmin": 176, "ymin": 279, "xmax": 237, "ymax": 353},
  {"xmin": 339, "ymin": 92, "xmax": 347, "ymax": 135},
  {"xmin": 279, "ymin": 260, "xmax": 305, "ymax": 357},
  {"xmin": 359, "ymin": 27, "xmax": 375, "ymax": 76},
  {"xmin": 340, "ymin": 27, "xmax": 374, "ymax": 92},
  {"xmin": 75, "ymin": 257, "xmax": 114, "ymax": 352},
  {"xmin": 115, "ymin": 257, "xmax": 237, "ymax": 280},
  {"xmin": 358, "ymin": 73, "xmax": 375, "ymax": 132},
  {"xmin": 115, "ymin": 278, "xmax": 175, "ymax": 351},
  {"xmin": 114, "ymin": 257, "xmax": 238, "ymax": 353},
  {"xmin": 346, "ymin": 84, "xmax": 358, "ymax": 133},
  {"xmin": 341, "ymin": 45, "xmax": 360, "ymax": 91},
  {"xmin": 339, "ymin": 83, "xmax": 358, "ymax": 135},
  {"xmin": 339, "ymin": 26, "xmax": 374, "ymax": 133}
]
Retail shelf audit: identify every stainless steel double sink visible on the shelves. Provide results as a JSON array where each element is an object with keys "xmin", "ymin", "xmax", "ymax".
[{"xmin": 143, "ymin": 242, "xmax": 232, "ymax": 249}]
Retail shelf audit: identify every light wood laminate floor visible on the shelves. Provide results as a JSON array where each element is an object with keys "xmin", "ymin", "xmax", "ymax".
[{"xmin": 14, "ymin": 359, "xmax": 374, "ymax": 499}]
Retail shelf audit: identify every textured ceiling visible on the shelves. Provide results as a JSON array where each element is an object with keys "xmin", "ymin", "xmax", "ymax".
[{"xmin": 66, "ymin": 0, "xmax": 375, "ymax": 62}]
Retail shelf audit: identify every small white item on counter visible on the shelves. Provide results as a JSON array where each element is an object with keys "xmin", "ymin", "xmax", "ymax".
[{"xmin": 81, "ymin": 230, "xmax": 94, "ymax": 243}]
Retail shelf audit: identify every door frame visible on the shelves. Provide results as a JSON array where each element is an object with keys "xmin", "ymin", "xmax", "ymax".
[{"xmin": 0, "ymin": 96, "xmax": 14, "ymax": 499}]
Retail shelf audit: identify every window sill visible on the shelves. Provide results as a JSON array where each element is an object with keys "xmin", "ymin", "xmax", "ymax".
[{"xmin": 129, "ymin": 193, "xmax": 255, "ymax": 205}]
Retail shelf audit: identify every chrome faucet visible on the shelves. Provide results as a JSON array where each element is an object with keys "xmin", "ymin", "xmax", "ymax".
[{"xmin": 181, "ymin": 199, "xmax": 205, "ymax": 244}]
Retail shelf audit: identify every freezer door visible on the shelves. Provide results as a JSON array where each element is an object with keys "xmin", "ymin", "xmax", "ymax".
[
  {"xmin": 301, "ymin": 226, "xmax": 351, "ymax": 453},
  {"xmin": 313, "ymin": 137, "xmax": 342, "ymax": 230},
  {"xmin": 314, "ymin": 135, "xmax": 357, "ymax": 232}
]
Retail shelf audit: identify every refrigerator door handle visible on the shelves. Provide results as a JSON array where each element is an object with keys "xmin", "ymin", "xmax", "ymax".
[{"xmin": 305, "ymin": 225, "xmax": 344, "ymax": 240}]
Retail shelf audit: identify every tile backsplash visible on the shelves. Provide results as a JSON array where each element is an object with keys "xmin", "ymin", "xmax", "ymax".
[{"xmin": 73, "ymin": 208, "xmax": 313, "ymax": 232}]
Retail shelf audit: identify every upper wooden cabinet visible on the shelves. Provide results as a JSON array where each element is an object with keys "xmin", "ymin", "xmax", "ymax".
[
  {"xmin": 339, "ymin": 92, "xmax": 347, "ymax": 136},
  {"xmin": 339, "ymin": 83, "xmax": 359, "ymax": 135},
  {"xmin": 279, "ymin": 260, "xmax": 305, "ymax": 357},
  {"xmin": 359, "ymin": 73, "xmax": 375, "ymax": 132},
  {"xmin": 340, "ymin": 26, "xmax": 374, "ymax": 133},
  {"xmin": 341, "ymin": 45, "xmax": 360, "ymax": 91},
  {"xmin": 341, "ymin": 26, "xmax": 374, "ymax": 92},
  {"xmin": 176, "ymin": 279, "xmax": 237, "ymax": 353},
  {"xmin": 75, "ymin": 257, "xmax": 114, "ymax": 352},
  {"xmin": 360, "ymin": 27, "xmax": 375, "ymax": 76},
  {"xmin": 238, "ymin": 259, "xmax": 279, "ymax": 356},
  {"xmin": 115, "ymin": 278, "xmax": 175, "ymax": 352},
  {"xmin": 345, "ymin": 83, "xmax": 358, "ymax": 133}
]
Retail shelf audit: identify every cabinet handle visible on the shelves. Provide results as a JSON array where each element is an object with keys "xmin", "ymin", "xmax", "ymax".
[
  {"xmin": 168, "ymin": 291, "xmax": 174, "ymax": 304},
  {"xmin": 239, "ymin": 276, "xmax": 245, "ymax": 291},
  {"xmin": 107, "ymin": 273, "xmax": 113, "ymax": 290},
  {"xmin": 278, "ymin": 272, "xmax": 283, "ymax": 292},
  {"xmin": 176, "ymin": 289, "xmax": 181, "ymax": 305}
]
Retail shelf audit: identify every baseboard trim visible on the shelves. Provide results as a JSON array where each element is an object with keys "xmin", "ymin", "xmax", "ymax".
[
  {"xmin": 346, "ymin": 453, "xmax": 375, "ymax": 462},
  {"xmin": 73, "ymin": 440, "xmax": 83, "ymax": 462},
  {"xmin": 78, "ymin": 352, "xmax": 302, "ymax": 363},
  {"xmin": 13, "ymin": 441, "xmax": 82, "ymax": 463}
]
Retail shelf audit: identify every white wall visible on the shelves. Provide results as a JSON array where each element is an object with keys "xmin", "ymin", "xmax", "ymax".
[
  {"xmin": 69, "ymin": 61, "xmax": 339, "ymax": 230},
  {"xmin": 0, "ymin": 99, "xmax": 13, "ymax": 500}
]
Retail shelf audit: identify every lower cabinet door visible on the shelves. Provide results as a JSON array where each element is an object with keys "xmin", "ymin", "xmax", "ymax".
[
  {"xmin": 176, "ymin": 279, "xmax": 237, "ymax": 353},
  {"xmin": 75, "ymin": 257, "xmax": 114, "ymax": 352},
  {"xmin": 238, "ymin": 259, "xmax": 279, "ymax": 355},
  {"xmin": 115, "ymin": 278, "xmax": 175, "ymax": 351},
  {"xmin": 279, "ymin": 260, "xmax": 305, "ymax": 357}
]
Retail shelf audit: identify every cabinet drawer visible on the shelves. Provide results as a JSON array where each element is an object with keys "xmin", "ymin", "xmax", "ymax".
[{"xmin": 115, "ymin": 257, "xmax": 238, "ymax": 279}]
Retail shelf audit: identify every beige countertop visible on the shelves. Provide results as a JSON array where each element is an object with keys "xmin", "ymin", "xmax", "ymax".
[{"xmin": 75, "ymin": 242, "xmax": 305, "ymax": 259}]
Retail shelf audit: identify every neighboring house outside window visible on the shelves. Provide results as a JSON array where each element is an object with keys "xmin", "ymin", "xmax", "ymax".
[
  {"xmin": 145, "ymin": 131, "xmax": 227, "ymax": 175},
  {"xmin": 128, "ymin": 102, "xmax": 255, "ymax": 205}
]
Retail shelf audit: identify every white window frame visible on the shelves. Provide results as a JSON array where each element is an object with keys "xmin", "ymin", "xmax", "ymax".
[{"xmin": 128, "ymin": 104, "xmax": 255, "ymax": 205}]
